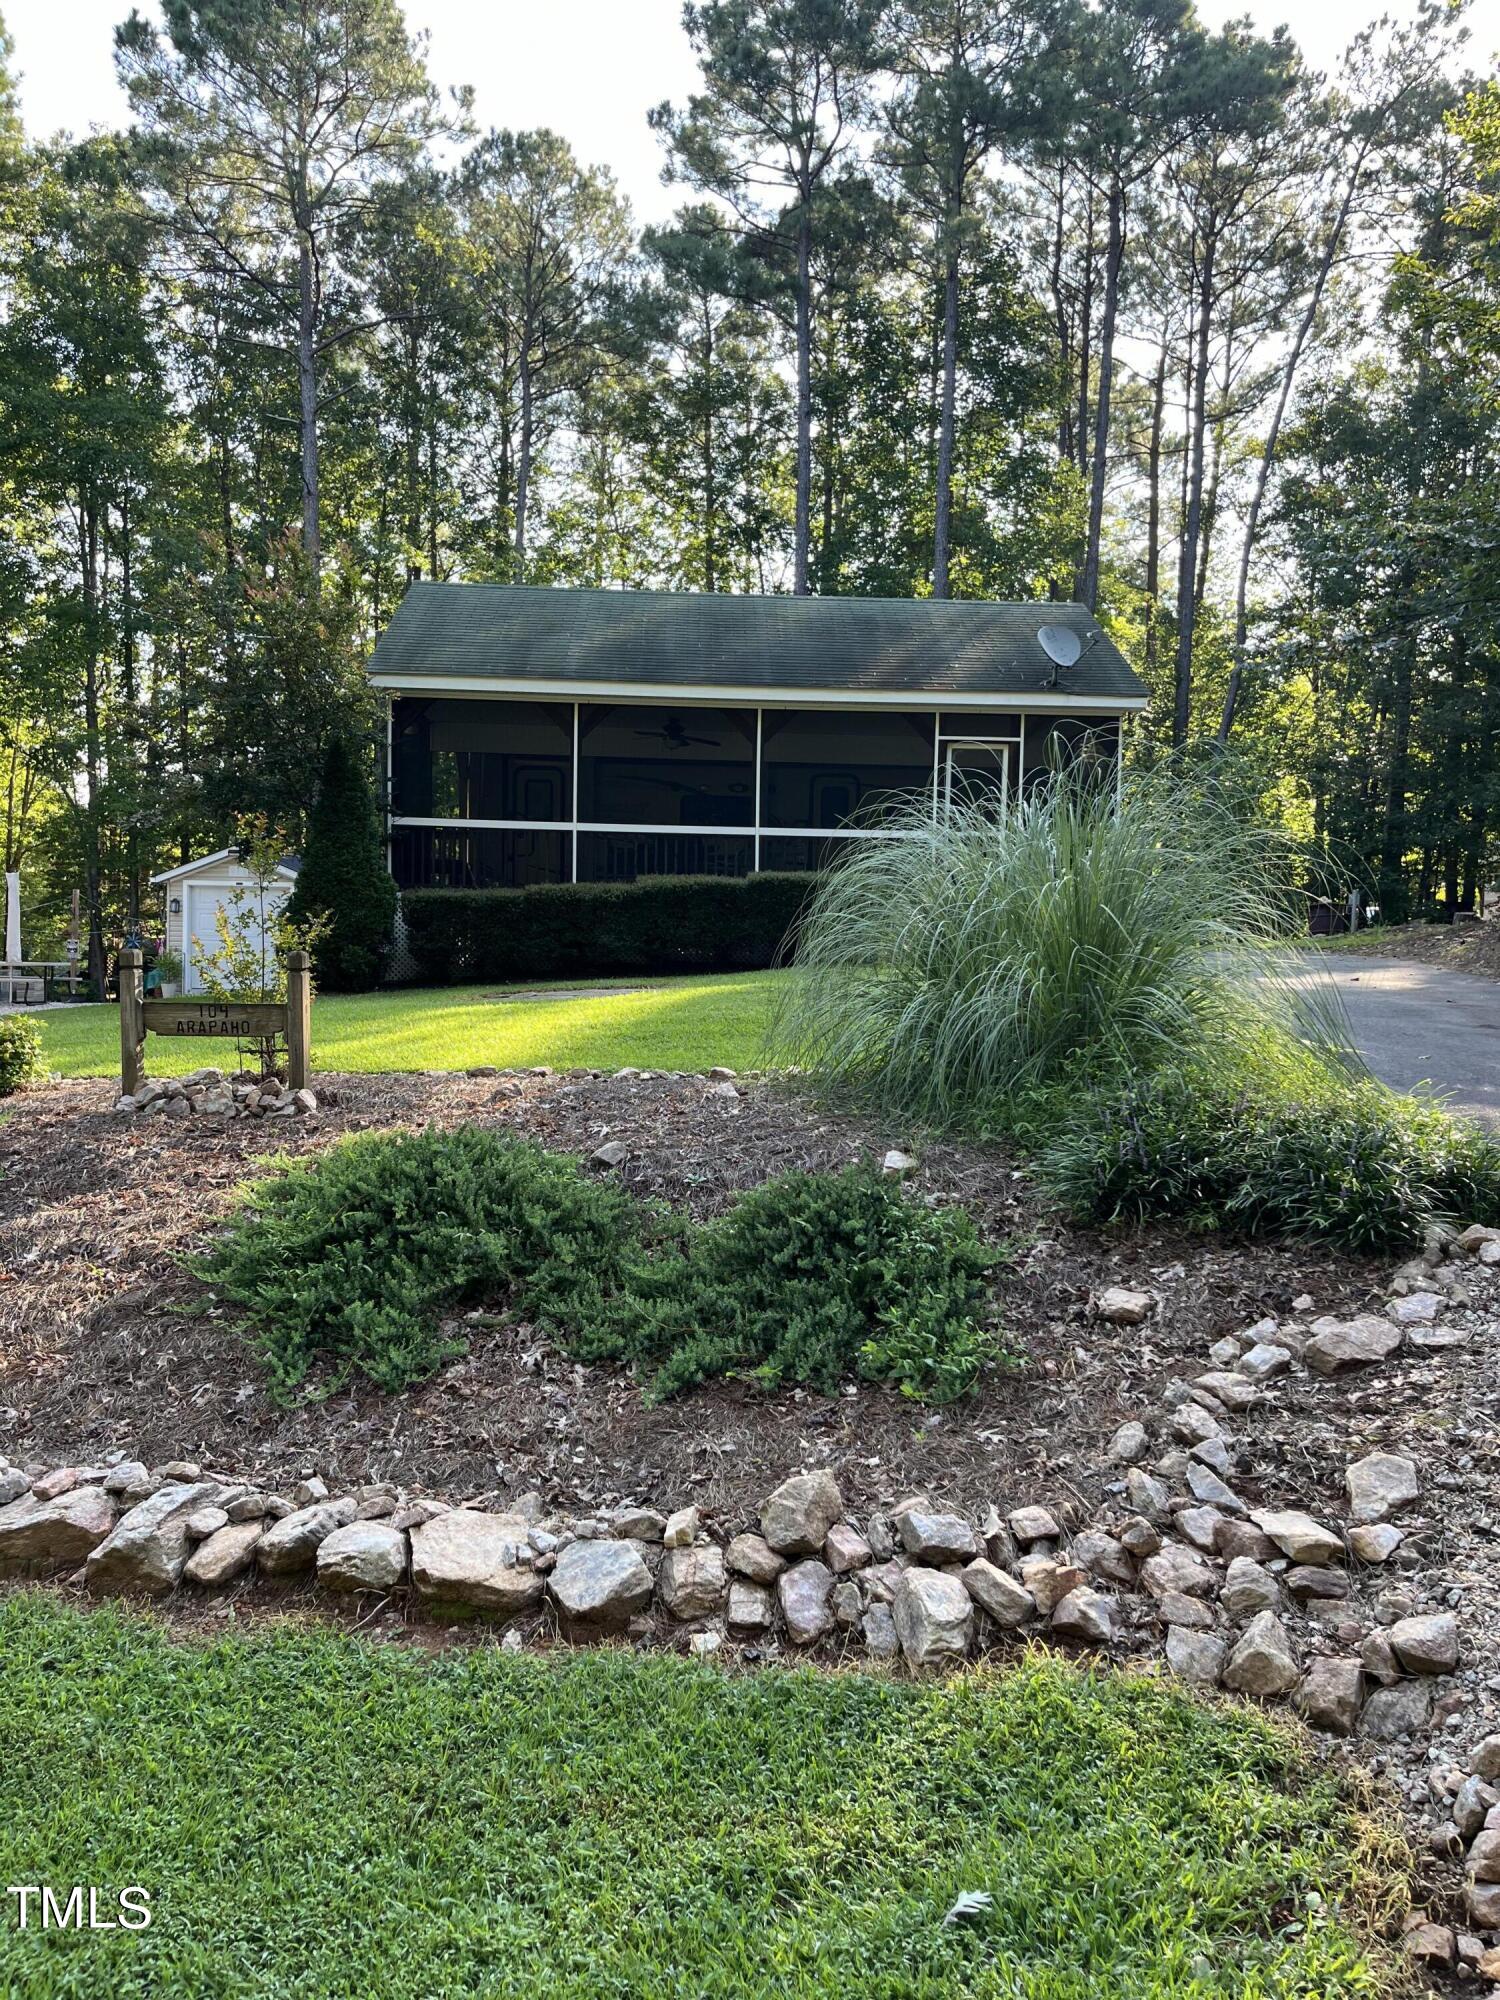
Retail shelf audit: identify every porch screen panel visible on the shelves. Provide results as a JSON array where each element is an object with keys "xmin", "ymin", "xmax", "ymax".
[
  {"xmin": 577, "ymin": 705, "xmax": 755, "ymax": 827},
  {"xmin": 391, "ymin": 698, "xmax": 571, "ymax": 821},
  {"xmin": 760, "ymin": 710, "xmax": 935, "ymax": 828},
  {"xmin": 389, "ymin": 826, "xmax": 569, "ymax": 890},
  {"xmin": 575, "ymin": 831, "xmax": 753, "ymax": 883},
  {"xmin": 1020, "ymin": 716, "xmax": 1119, "ymax": 792}
]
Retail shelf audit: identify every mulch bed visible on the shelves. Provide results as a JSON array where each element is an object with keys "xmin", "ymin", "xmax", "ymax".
[
  {"xmin": 1343, "ymin": 921, "xmax": 1500, "ymax": 981},
  {"xmin": 1, "ymin": 1066, "xmax": 1386, "ymax": 1523}
]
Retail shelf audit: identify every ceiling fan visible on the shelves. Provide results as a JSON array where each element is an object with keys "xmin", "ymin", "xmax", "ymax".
[{"xmin": 636, "ymin": 716, "xmax": 720, "ymax": 750}]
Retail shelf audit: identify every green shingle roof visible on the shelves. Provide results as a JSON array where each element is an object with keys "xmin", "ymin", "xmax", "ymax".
[{"xmin": 368, "ymin": 583, "xmax": 1147, "ymax": 704}]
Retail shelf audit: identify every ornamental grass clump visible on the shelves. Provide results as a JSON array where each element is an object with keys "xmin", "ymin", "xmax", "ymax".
[{"xmin": 773, "ymin": 774, "xmax": 1357, "ymax": 1132}]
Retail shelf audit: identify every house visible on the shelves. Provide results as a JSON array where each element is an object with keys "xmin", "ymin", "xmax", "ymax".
[
  {"xmin": 366, "ymin": 583, "xmax": 1147, "ymax": 891},
  {"xmin": 152, "ymin": 850, "xmax": 300, "ymax": 994}
]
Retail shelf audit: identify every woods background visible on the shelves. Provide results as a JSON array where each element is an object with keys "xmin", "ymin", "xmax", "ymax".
[{"xmin": 1, "ymin": 0, "xmax": 1497, "ymax": 990}]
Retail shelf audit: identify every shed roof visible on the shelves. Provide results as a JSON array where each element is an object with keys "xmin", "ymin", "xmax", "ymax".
[
  {"xmin": 367, "ymin": 583, "xmax": 1146, "ymax": 706},
  {"xmin": 150, "ymin": 850, "xmax": 300, "ymax": 885}
]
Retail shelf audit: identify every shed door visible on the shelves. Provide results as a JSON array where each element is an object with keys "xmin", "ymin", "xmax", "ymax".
[{"xmin": 183, "ymin": 880, "xmax": 288, "ymax": 995}]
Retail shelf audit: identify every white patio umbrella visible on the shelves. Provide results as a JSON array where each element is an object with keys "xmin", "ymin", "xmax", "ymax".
[{"xmin": 3, "ymin": 871, "xmax": 19, "ymax": 966}]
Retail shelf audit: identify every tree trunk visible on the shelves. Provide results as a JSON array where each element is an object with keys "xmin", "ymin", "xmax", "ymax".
[
  {"xmin": 793, "ymin": 205, "xmax": 812, "ymax": 596},
  {"xmin": 702, "ymin": 300, "xmax": 717, "ymax": 593},
  {"xmin": 514, "ymin": 348, "xmax": 533, "ymax": 576},
  {"xmin": 1172, "ymin": 228, "xmax": 1215, "ymax": 750},
  {"xmin": 933, "ymin": 238, "xmax": 960, "ymax": 600},
  {"xmin": 1074, "ymin": 181, "xmax": 1095, "ymax": 484},
  {"xmin": 1218, "ymin": 155, "xmax": 1367, "ymax": 742},
  {"xmin": 1081, "ymin": 180, "xmax": 1124, "ymax": 612},
  {"xmin": 297, "ymin": 232, "xmax": 320, "ymax": 581},
  {"xmin": 1143, "ymin": 333, "xmax": 1167, "ymax": 680}
]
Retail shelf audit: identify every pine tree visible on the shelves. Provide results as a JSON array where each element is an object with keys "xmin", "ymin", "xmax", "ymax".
[{"xmin": 287, "ymin": 735, "xmax": 396, "ymax": 992}]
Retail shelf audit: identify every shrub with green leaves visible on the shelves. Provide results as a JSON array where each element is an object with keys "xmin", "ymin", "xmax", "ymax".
[
  {"xmin": 1036, "ymin": 1068, "xmax": 1500, "ymax": 1252},
  {"xmin": 585, "ymin": 1165, "xmax": 1000, "ymax": 1402},
  {"xmin": 197, "ymin": 1133, "xmax": 1003, "ymax": 1403},
  {"xmin": 0, "ymin": 1015, "xmax": 44, "ymax": 1097},
  {"xmin": 196, "ymin": 1128, "xmax": 646, "ymax": 1397}
]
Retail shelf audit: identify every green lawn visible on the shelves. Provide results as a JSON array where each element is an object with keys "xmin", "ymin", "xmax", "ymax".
[
  {"xmin": 0, "ymin": 1593, "xmax": 1394, "ymax": 2000},
  {"xmin": 30, "ymin": 972, "xmax": 784, "ymax": 1080}
]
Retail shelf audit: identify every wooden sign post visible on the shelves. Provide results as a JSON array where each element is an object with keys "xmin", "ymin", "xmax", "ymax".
[{"xmin": 120, "ymin": 947, "xmax": 311, "ymax": 1093}]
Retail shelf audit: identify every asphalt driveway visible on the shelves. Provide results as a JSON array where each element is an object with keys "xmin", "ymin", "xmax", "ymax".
[{"xmin": 1283, "ymin": 953, "xmax": 1500, "ymax": 1127}]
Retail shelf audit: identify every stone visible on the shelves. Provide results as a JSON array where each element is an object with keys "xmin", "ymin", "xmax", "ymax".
[
  {"xmin": 1389, "ymin": 1613, "xmax": 1459, "ymax": 1676},
  {"xmin": 1193, "ymin": 1371, "xmax": 1257, "ymax": 1412},
  {"xmin": 0, "ymin": 1485, "xmax": 116, "ymax": 1567},
  {"xmin": 1223, "ymin": 1612, "xmax": 1299, "ymax": 1697},
  {"xmin": 182, "ymin": 1520, "xmax": 262, "ymax": 1585},
  {"xmin": 961, "ymin": 1558, "xmax": 1034, "ymax": 1628},
  {"xmin": 31, "ymin": 1466, "xmax": 78, "ymax": 1500},
  {"xmin": 1361, "ymin": 1681, "xmax": 1432, "ymax": 1740},
  {"xmin": 1238, "ymin": 1342, "xmax": 1293, "ymax": 1381},
  {"xmin": 0, "ymin": 1470, "xmax": 29, "ymax": 1506},
  {"xmin": 1185, "ymin": 1462, "xmax": 1244, "ymax": 1514},
  {"xmin": 1096, "ymin": 1286, "xmax": 1153, "ymax": 1324},
  {"xmin": 1467, "ymin": 1830, "xmax": 1500, "ymax": 1883},
  {"xmin": 609, "ymin": 1505, "xmax": 666, "ymax": 1542},
  {"xmin": 1404, "ymin": 1923, "xmax": 1456, "ymax": 1970},
  {"xmin": 897, "ymin": 1509, "xmax": 980, "ymax": 1562},
  {"xmin": 1347, "ymin": 1522, "xmax": 1403, "ymax": 1565},
  {"xmin": 1346, "ymin": 1452, "xmax": 1419, "ymax": 1525},
  {"xmin": 1360, "ymin": 1630, "xmax": 1400, "ymax": 1685},
  {"xmin": 727, "ymin": 1579, "xmax": 774, "ymax": 1630},
  {"xmin": 1007, "ymin": 1505, "xmax": 1061, "ymax": 1545},
  {"xmin": 760, "ymin": 1471, "xmax": 844, "ymax": 1557},
  {"xmin": 1250, "ymin": 1509, "xmax": 1343, "ymax": 1566},
  {"xmin": 1296, "ymin": 1657, "xmax": 1363, "ymax": 1736},
  {"xmin": 778, "ymin": 1560, "xmax": 835, "ymax": 1645},
  {"xmin": 687, "ymin": 1630, "xmax": 723, "ymax": 1658},
  {"xmin": 1304, "ymin": 1314, "xmax": 1402, "ymax": 1374},
  {"xmin": 863, "ymin": 1602, "xmax": 899, "ymax": 1660},
  {"xmin": 156, "ymin": 1459, "xmax": 202, "ymax": 1482},
  {"xmin": 1166, "ymin": 1403, "xmax": 1222, "ymax": 1448},
  {"xmin": 1215, "ymin": 1519, "xmax": 1277, "ymax": 1564},
  {"xmin": 1141, "ymin": 1543, "xmax": 1215, "ymax": 1601},
  {"xmin": 1125, "ymin": 1469, "xmax": 1170, "ymax": 1519},
  {"xmin": 881, "ymin": 1149, "xmax": 916, "ymax": 1176},
  {"xmin": 1468, "ymin": 1882, "xmax": 1500, "ymax": 1929},
  {"xmin": 317, "ymin": 1522, "xmax": 408, "ymax": 1594},
  {"xmin": 1158, "ymin": 1591, "xmax": 1214, "ymax": 1630},
  {"xmin": 592, "ymin": 1141, "xmax": 629, "ymax": 1168},
  {"xmin": 892, "ymin": 1567, "xmax": 973, "ymax": 1668},
  {"xmin": 1455, "ymin": 1777, "xmax": 1499, "ymax": 1840},
  {"xmin": 662, "ymin": 1506, "xmax": 700, "ymax": 1550},
  {"xmin": 1176, "ymin": 1507, "xmax": 1227, "ymax": 1554},
  {"xmin": 84, "ymin": 1482, "xmax": 226, "ymax": 1595},
  {"xmin": 1207, "ymin": 1336, "xmax": 1242, "ymax": 1368},
  {"xmin": 1069, "ymin": 1530, "xmax": 1133, "ymax": 1587},
  {"xmin": 725, "ymin": 1532, "xmax": 784, "ymax": 1584},
  {"xmin": 548, "ymin": 1538, "xmax": 653, "ymax": 1626},
  {"xmin": 185, "ymin": 1505, "xmax": 229, "ymax": 1541},
  {"xmin": 1119, "ymin": 1516, "xmax": 1161, "ymax": 1557},
  {"xmin": 1285, "ymin": 1566, "xmax": 1349, "ymax": 1602},
  {"xmin": 824, "ymin": 1522, "xmax": 871, "ymax": 1573},
  {"xmin": 658, "ymin": 1544, "xmax": 728, "ymax": 1620},
  {"xmin": 1221, "ymin": 1557, "xmax": 1280, "ymax": 1622},
  {"xmin": 294, "ymin": 1476, "xmax": 329, "ymax": 1506},
  {"xmin": 408, "ymin": 1509, "xmax": 542, "ymax": 1617},
  {"xmin": 1051, "ymin": 1586, "xmax": 1117, "ymax": 1646},
  {"xmin": 1387, "ymin": 1289, "xmax": 1440, "ymax": 1325},
  {"xmin": 1165, "ymin": 1628, "xmax": 1226, "ymax": 1686},
  {"xmin": 1107, "ymin": 1421, "xmax": 1150, "ymax": 1465},
  {"xmin": 1473, "ymin": 1735, "xmax": 1500, "ymax": 1782},
  {"xmin": 1020, "ymin": 1558, "xmax": 1085, "ymax": 1614},
  {"xmin": 225, "ymin": 1491, "xmax": 269, "ymax": 1524},
  {"xmin": 831, "ymin": 1580, "xmax": 861, "ymax": 1630},
  {"xmin": 256, "ymin": 1496, "xmax": 360, "ymax": 1577},
  {"xmin": 708, "ymin": 1080, "xmax": 740, "ymax": 1100}
]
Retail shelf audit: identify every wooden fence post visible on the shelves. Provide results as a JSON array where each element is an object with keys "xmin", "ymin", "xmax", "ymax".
[
  {"xmin": 119, "ymin": 948, "xmax": 144, "ymax": 1097},
  {"xmin": 285, "ymin": 950, "xmax": 311, "ymax": 1092}
]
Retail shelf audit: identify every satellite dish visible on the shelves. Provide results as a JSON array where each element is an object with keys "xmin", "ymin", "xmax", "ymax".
[{"xmin": 1037, "ymin": 624, "xmax": 1082, "ymax": 669}]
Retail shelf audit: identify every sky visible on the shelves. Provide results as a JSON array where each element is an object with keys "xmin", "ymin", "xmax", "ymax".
[{"xmin": 4, "ymin": 0, "xmax": 1498, "ymax": 228}]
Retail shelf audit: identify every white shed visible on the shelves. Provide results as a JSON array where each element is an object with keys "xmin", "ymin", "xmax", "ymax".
[{"xmin": 151, "ymin": 850, "xmax": 300, "ymax": 996}]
